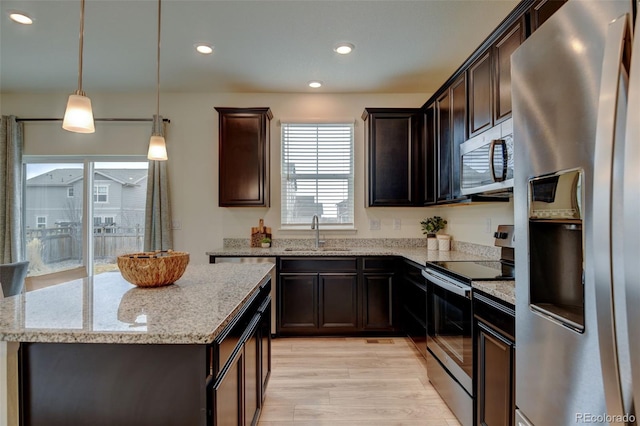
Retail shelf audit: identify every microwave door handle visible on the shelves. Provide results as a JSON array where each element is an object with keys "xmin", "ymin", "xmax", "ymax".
[
  {"xmin": 592, "ymin": 14, "xmax": 628, "ymax": 421},
  {"xmin": 489, "ymin": 139, "xmax": 507, "ymax": 182}
]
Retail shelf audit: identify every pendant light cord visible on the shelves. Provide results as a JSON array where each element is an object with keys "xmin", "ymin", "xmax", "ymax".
[
  {"xmin": 77, "ymin": 0, "xmax": 86, "ymax": 95},
  {"xmin": 155, "ymin": 0, "xmax": 162, "ymax": 129}
]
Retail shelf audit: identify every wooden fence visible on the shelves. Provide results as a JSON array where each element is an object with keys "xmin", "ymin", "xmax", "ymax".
[{"xmin": 26, "ymin": 226, "xmax": 145, "ymax": 263}]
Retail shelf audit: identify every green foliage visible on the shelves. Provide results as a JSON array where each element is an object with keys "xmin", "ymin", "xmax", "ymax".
[
  {"xmin": 420, "ymin": 216, "xmax": 447, "ymax": 235},
  {"xmin": 260, "ymin": 237, "xmax": 271, "ymax": 244}
]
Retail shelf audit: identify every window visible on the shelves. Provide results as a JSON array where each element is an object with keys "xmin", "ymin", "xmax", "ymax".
[
  {"xmin": 67, "ymin": 187, "xmax": 74, "ymax": 197},
  {"xmin": 281, "ymin": 122, "xmax": 354, "ymax": 228},
  {"xmin": 36, "ymin": 216, "xmax": 47, "ymax": 229},
  {"xmin": 94, "ymin": 185, "xmax": 108, "ymax": 203}
]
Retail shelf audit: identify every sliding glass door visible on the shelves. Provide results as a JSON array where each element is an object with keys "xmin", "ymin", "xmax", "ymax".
[{"xmin": 24, "ymin": 158, "xmax": 147, "ymax": 287}]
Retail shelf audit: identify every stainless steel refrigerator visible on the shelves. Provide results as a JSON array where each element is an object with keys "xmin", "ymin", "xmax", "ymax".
[{"xmin": 512, "ymin": 0, "xmax": 639, "ymax": 424}]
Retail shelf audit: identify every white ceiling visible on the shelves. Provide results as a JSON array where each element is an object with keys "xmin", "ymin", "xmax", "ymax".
[{"xmin": 0, "ymin": 0, "xmax": 519, "ymax": 94}]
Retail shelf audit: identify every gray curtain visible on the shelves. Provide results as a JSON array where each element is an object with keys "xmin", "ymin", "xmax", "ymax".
[
  {"xmin": 0, "ymin": 116, "xmax": 24, "ymax": 263},
  {"xmin": 144, "ymin": 115, "xmax": 173, "ymax": 251}
]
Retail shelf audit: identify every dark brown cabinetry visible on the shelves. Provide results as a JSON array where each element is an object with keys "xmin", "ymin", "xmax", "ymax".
[
  {"xmin": 468, "ymin": 19, "xmax": 523, "ymax": 137},
  {"xmin": 435, "ymin": 74, "xmax": 467, "ymax": 203},
  {"xmin": 362, "ymin": 108, "xmax": 422, "ymax": 206},
  {"xmin": 469, "ymin": 51, "xmax": 493, "ymax": 137},
  {"xmin": 494, "ymin": 20, "xmax": 524, "ymax": 124},
  {"xmin": 423, "ymin": 105, "xmax": 437, "ymax": 205},
  {"xmin": 215, "ymin": 107, "xmax": 272, "ymax": 207},
  {"xmin": 277, "ymin": 257, "xmax": 397, "ymax": 335},
  {"xmin": 20, "ymin": 278, "xmax": 272, "ymax": 426},
  {"xmin": 474, "ymin": 291, "xmax": 515, "ymax": 426},
  {"xmin": 278, "ymin": 258, "xmax": 358, "ymax": 335},
  {"xmin": 212, "ymin": 280, "xmax": 272, "ymax": 426},
  {"xmin": 362, "ymin": 257, "xmax": 397, "ymax": 331},
  {"xmin": 399, "ymin": 259, "xmax": 427, "ymax": 358},
  {"xmin": 528, "ymin": 0, "xmax": 566, "ymax": 33}
]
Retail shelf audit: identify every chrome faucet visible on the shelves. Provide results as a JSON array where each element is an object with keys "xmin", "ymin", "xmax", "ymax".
[{"xmin": 311, "ymin": 214, "xmax": 323, "ymax": 249}]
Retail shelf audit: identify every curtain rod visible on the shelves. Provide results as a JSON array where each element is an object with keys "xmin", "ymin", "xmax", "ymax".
[{"xmin": 15, "ymin": 117, "xmax": 170, "ymax": 123}]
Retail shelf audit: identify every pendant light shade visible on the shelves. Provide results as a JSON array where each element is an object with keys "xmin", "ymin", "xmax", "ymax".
[
  {"xmin": 63, "ymin": 92, "xmax": 95, "ymax": 133},
  {"xmin": 148, "ymin": 115, "xmax": 168, "ymax": 161},
  {"xmin": 148, "ymin": 0, "xmax": 168, "ymax": 161},
  {"xmin": 63, "ymin": 0, "xmax": 95, "ymax": 134}
]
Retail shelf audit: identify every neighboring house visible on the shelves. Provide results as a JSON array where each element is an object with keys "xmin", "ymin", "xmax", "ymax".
[{"xmin": 25, "ymin": 168, "xmax": 148, "ymax": 232}]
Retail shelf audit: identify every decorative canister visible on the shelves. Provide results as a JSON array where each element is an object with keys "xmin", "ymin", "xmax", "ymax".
[
  {"xmin": 437, "ymin": 234, "xmax": 451, "ymax": 251},
  {"xmin": 427, "ymin": 237, "xmax": 439, "ymax": 250}
]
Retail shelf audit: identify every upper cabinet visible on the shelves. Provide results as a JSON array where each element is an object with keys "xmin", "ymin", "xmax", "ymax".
[
  {"xmin": 363, "ymin": 108, "xmax": 422, "ymax": 207},
  {"xmin": 468, "ymin": 18, "xmax": 524, "ymax": 138},
  {"xmin": 435, "ymin": 74, "xmax": 468, "ymax": 203},
  {"xmin": 423, "ymin": 105, "xmax": 437, "ymax": 206},
  {"xmin": 215, "ymin": 107, "xmax": 272, "ymax": 207},
  {"xmin": 528, "ymin": 0, "xmax": 567, "ymax": 34},
  {"xmin": 494, "ymin": 19, "xmax": 525, "ymax": 123}
]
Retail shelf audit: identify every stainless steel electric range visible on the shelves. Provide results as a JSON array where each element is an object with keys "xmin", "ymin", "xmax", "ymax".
[{"xmin": 421, "ymin": 225, "xmax": 515, "ymax": 426}]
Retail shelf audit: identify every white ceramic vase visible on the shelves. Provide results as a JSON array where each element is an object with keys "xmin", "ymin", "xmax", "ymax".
[
  {"xmin": 437, "ymin": 234, "xmax": 451, "ymax": 251},
  {"xmin": 427, "ymin": 237, "xmax": 439, "ymax": 251}
]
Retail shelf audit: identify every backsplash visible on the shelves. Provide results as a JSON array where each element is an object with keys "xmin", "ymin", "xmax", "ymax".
[{"xmin": 222, "ymin": 238, "xmax": 500, "ymax": 258}]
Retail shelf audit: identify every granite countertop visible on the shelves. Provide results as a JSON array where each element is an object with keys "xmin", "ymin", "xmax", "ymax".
[
  {"xmin": 0, "ymin": 263, "xmax": 274, "ymax": 345},
  {"xmin": 472, "ymin": 280, "xmax": 516, "ymax": 306},
  {"xmin": 207, "ymin": 246, "xmax": 493, "ymax": 266},
  {"xmin": 206, "ymin": 243, "xmax": 517, "ymax": 305}
]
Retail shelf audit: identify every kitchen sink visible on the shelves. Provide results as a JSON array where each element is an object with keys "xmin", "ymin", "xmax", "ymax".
[{"xmin": 283, "ymin": 247, "xmax": 351, "ymax": 252}]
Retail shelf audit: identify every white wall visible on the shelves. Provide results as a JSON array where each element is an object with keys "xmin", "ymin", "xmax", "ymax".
[{"xmin": 3, "ymin": 91, "xmax": 513, "ymax": 262}]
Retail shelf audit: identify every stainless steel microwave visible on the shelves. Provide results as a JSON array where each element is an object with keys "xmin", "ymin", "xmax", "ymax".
[{"xmin": 460, "ymin": 118, "xmax": 514, "ymax": 196}]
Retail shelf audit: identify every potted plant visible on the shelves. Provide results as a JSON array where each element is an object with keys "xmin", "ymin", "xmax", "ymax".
[
  {"xmin": 421, "ymin": 216, "xmax": 447, "ymax": 250},
  {"xmin": 260, "ymin": 237, "xmax": 272, "ymax": 248}
]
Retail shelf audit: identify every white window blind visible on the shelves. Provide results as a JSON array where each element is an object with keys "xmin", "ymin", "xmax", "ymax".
[{"xmin": 281, "ymin": 122, "xmax": 354, "ymax": 228}]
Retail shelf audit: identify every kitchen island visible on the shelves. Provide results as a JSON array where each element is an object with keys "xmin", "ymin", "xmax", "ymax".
[{"xmin": 0, "ymin": 263, "xmax": 274, "ymax": 426}]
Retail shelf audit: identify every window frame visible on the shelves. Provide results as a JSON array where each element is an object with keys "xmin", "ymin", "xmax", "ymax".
[
  {"xmin": 280, "ymin": 122, "xmax": 355, "ymax": 230},
  {"xmin": 93, "ymin": 184, "xmax": 109, "ymax": 203}
]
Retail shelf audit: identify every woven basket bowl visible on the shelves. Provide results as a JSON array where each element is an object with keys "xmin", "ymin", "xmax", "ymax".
[{"xmin": 117, "ymin": 251, "xmax": 189, "ymax": 288}]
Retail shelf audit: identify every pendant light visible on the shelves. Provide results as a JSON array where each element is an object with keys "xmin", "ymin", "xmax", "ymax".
[
  {"xmin": 147, "ymin": 0, "xmax": 168, "ymax": 161},
  {"xmin": 62, "ymin": 0, "xmax": 95, "ymax": 134}
]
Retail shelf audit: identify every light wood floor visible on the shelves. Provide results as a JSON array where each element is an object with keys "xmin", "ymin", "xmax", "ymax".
[{"xmin": 257, "ymin": 337, "xmax": 461, "ymax": 426}]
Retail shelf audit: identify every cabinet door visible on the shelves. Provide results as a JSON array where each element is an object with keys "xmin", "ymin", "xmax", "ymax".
[
  {"xmin": 436, "ymin": 91, "xmax": 452, "ymax": 202},
  {"xmin": 213, "ymin": 348, "xmax": 244, "ymax": 426},
  {"xmin": 529, "ymin": 0, "xmax": 566, "ymax": 33},
  {"xmin": 244, "ymin": 317, "xmax": 261, "ymax": 426},
  {"xmin": 469, "ymin": 50, "xmax": 493, "ymax": 137},
  {"xmin": 319, "ymin": 273, "xmax": 359, "ymax": 331},
  {"xmin": 493, "ymin": 19, "xmax": 524, "ymax": 124},
  {"xmin": 362, "ymin": 273, "xmax": 394, "ymax": 330},
  {"xmin": 259, "ymin": 300, "xmax": 272, "ymax": 402},
  {"xmin": 423, "ymin": 104, "xmax": 437, "ymax": 205},
  {"xmin": 279, "ymin": 273, "xmax": 318, "ymax": 332},
  {"xmin": 365, "ymin": 109, "xmax": 421, "ymax": 206},
  {"xmin": 216, "ymin": 108, "xmax": 271, "ymax": 207},
  {"xmin": 476, "ymin": 322, "xmax": 515, "ymax": 426},
  {"xmin": 450, "ymin": 74, "xmax": 467, "ymax": 201}
]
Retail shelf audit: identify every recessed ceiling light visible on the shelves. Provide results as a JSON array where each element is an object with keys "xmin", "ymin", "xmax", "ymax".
[
  {"xmin": 334, "ymin": 43, "xmax": 354, "ymax": 55},
  {"xmin": 195, "ymin": 44, "xmax": 214, "ymax": 55},
  {"xmin": 308, "ymin": 81, "xmax": 323, "ymax": 88},
  {"xmin": 9, "ymin": 11, "xmax": 33, "ymax": 25}
]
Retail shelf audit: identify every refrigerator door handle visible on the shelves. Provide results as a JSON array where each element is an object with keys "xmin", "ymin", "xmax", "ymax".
[
  {"xmin": 624, "ymin": 11, "xmax": 640, "ymax": 419},
  {"xmin": 592, "ymin": 14, "xmax": 629, "ymax": 423}
]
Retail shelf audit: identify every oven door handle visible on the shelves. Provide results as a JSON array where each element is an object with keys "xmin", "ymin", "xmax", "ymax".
[{"xmin": 422, "ymin": 269, "xmax": 471, "ymax": 298}]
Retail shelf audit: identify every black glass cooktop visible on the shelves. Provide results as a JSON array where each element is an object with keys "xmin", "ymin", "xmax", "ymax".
[{"xmin": 427, "ymin": 261, "xmax": 515, "ymax": 283}]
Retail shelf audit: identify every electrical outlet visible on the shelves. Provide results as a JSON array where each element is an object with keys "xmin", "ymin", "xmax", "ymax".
[
  {"xmin": 484, "ymin": 218, "xmax": 492, "ymax": 234},
  {"xmin": 370, "ymin": 219, "xmax": 381, "ymax": 230},
  {"xmin": 393, "ymin": 218, "xmax": 401, "ymax": 230},
  {"xmin": 171, "ymin": 220, "xmax": 182, "ymax": 230}
]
